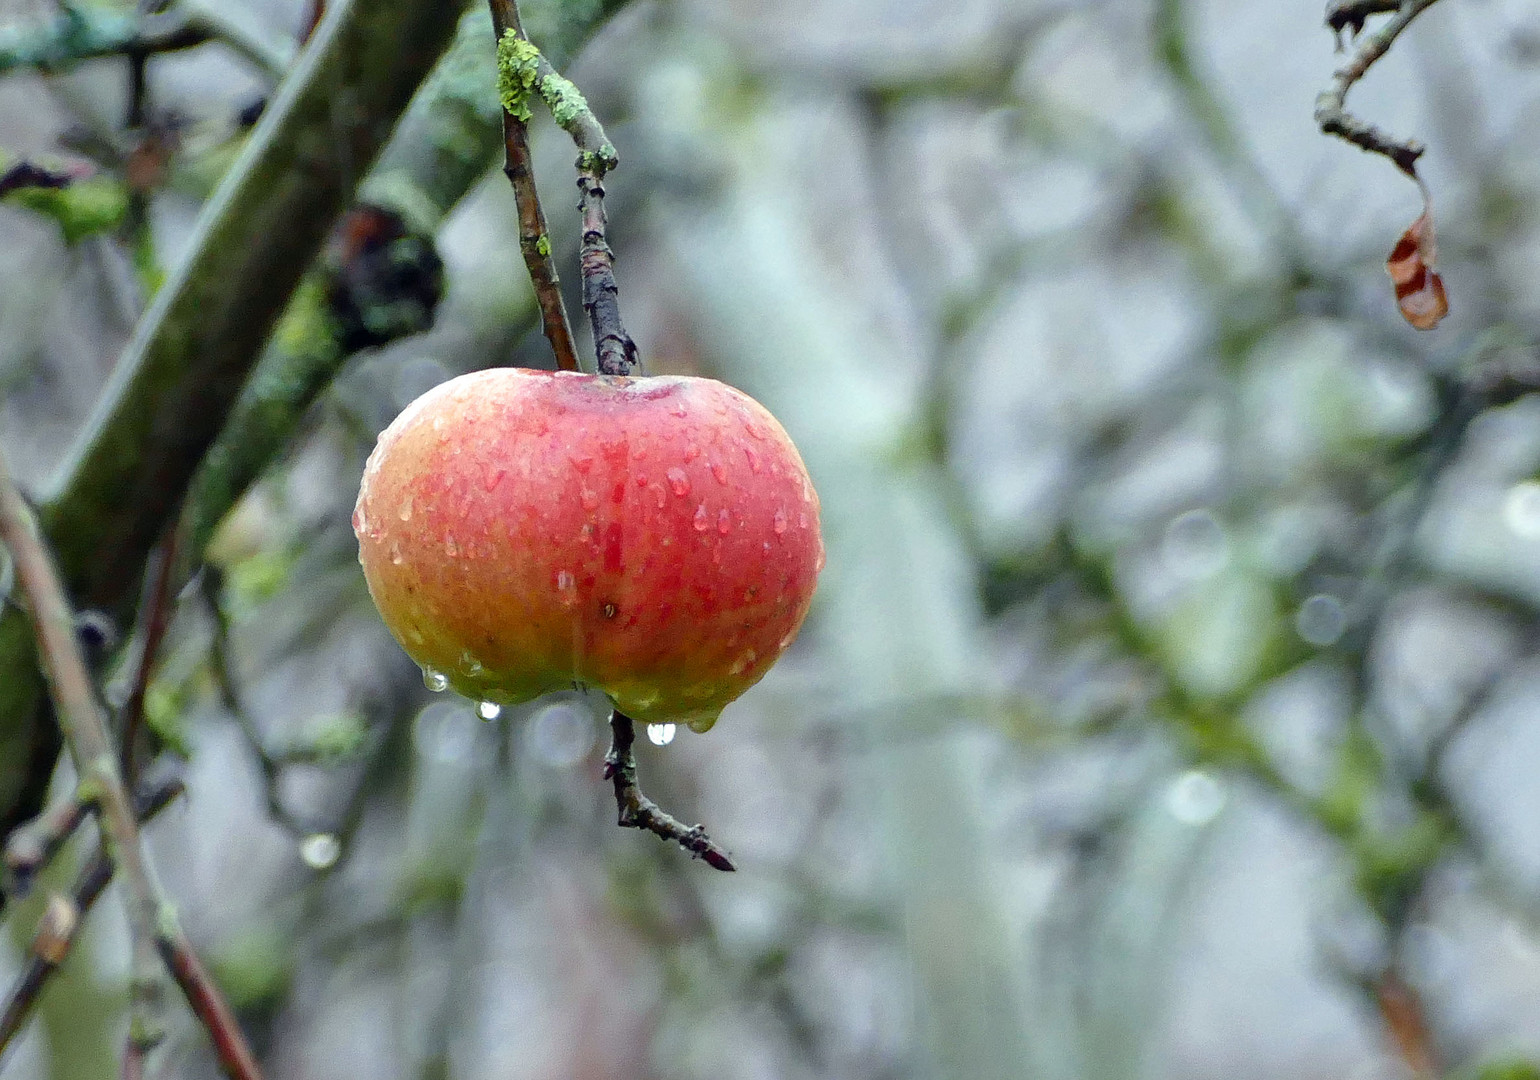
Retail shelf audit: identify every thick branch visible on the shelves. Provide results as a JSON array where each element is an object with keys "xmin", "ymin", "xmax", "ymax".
[
  {"xmin": 603, "ymin": 712, "xmax": 734, "ymax": 871},
  {"xmin": 0, "ymin": 0, "xmax": 462, "ymax": 843},
  {"xmin": 1315, "ymin": 0, "xmax": 1445, "ymax": 177}
]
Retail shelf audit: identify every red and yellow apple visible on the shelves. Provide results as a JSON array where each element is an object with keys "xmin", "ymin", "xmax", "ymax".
[{"xmin": 353, "ymin": 368, "xmax": 823, "ymax": 732}]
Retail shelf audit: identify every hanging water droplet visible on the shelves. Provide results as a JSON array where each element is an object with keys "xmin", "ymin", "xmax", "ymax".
[
  {"xmin": 299, "ymin": 833, "xmax": 342, "ymax": 870},
  {"xmin": 477, "ymin": 701, "xmax": 502, "ymax": 721},
  {"xmin": 773, "ymin": 507, "xmax": 788, "ymax": 535},
  {"xmin": 693, "ymin": 504, "xmax": 710, "ymax": 532},
  {"xmin": 711, "ymin": 462, "xmax": 728, "ymax": 485},
  {"xmin": 646, "ymin": 722, "xmax": 676, "ymax": 746},
  {"xmin": 716, "ymin": 508, "xmax": 732, "ymax": 535},
  {"xmin": 729, "ymin": 648, "xmax": 757, "ymax": 675},
  {"xmin": 667, "ymin": 468, "xmax": 691, "ymax": 497},
  {"xmin": 422, "ymin": 668, "xmax": 449, "ymax": 692}
]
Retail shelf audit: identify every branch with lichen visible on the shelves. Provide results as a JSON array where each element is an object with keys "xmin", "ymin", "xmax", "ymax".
[
  {"xmin": 496, "ymin": 29, "xmax": 636, "ymax": 376},
  {"xmin": 488, "ymin": 1, "xmax": 582, "ymax": 373},
  {"xmin": 1314, "ymin": 0, "xmax": 1446, "ymax": 177}
]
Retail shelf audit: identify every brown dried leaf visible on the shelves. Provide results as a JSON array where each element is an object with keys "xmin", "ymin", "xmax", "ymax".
[{"xmin": 1386, "ymin": 210, "xmax": 1447, "ymax": 331}]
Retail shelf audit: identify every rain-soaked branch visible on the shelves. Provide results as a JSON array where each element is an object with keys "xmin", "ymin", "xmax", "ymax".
[
  {"xmin": 1314, "ymin": 0, "xmax": 1446, "ymax": 177},
  {"xmin": 604, "ymin": 712, "xmax": 735, "ymax": 871},
  {"xmin": 489, "ymin": 0, "xmax": 581, "ymax": 373}
]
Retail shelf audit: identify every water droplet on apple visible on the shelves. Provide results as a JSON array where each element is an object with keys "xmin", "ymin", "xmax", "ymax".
[
  {"xmin": 683, "ymin": 443, "xmax": 700, "ymax": 463},
  {"xmin": 483, "ymin": 466, "xmax": 505, "ymax": 492},
  {"xmin": 716, "ymin": 508, "xmax": 732, "ymax": 535},
  {"xmin": 693, "ymin": 504, "xmax": 710, "ymax": 532},
  {"xmin": 745, "ymin": 422, "xmax": 765, "ymax": 441},
  {"xmin": 709, "ymin": 463, "xmax": 727, "ymax": 485},
  {"xmin": 299, "ymin": 833, "xmax": 341, "ymax": 870},
  {"xmin": 667, "ymin": 468, "xmax": 691, "ymax": 497},
  {"xmin": 773, "ymin": 507, "xmax": 788, "ymax": 535},
  {"xmin": 745, "ymin": 447, "xmax": 760, "ymax": 473},
  {"xmin": 672, "ymin": 407, "xmax": 689, "ymax": 419},
  {"xmin": 646, "ymin": 722, "xmax": 676, "ymax": 746},
  {"xmin": 580, "ymin": 487, "xmax": 600, "ymax": 510},
  {"xmin": 422, "ymin": 668, "xmax": 449, "ymax": 692},
  {"xmin": 651, "ymin": 483, "xmax": 667, "ymax": 508},
  {"xmin": 444, "ymin": 534, "xmax": 459, "ymax": 556},
  {"xmin": 353, "ymin": 506, "xmax": 368, "ymax": 534},
  {"xmin": 477, "ymin": 701, "xmax": 502, "ymax": 721},
  {"xmin": 729, "ymin": 649, "xmax": 757, "ymax": 675},
  {"xmin": 556, "ymin": 569, "xmax": 575, "ymax": 592},
  {"xmin": 397, "ymin": 498, "xmax": 413, "ymax": 522},
  {"xmin": 463, "ymin": 653, "xmax": 485, "ymax": 677},
  {"xmin": 389, "ymin": 543, "xmax": 404, "ymax": 565},
  {"xmin": 778, "ymin": 630, "xmax": 796, "ymax": 650}
]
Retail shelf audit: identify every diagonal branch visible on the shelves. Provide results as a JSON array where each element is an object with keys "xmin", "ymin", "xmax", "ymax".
[{"xmin": 0, "ymin": 0, "xmax": 462, "ymax": 848}]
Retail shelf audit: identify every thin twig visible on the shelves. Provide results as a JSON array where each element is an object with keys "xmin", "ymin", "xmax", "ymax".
[
  {"xmin": 488, "ymin": 0, "xmax": 582, "ymax": 373},
  {"xmin": 0, "ymin": 444, "xmax": 174, "ymax": 1059},
  {"xmin": 2, "ymin": 792, "xmax": 90, "ymax": 899},
  {"xmin": 0, "ymin": 770, "xmax": 184, "ymax": 1063},
  {"xmin": 1315, "ymin": 0, "xmax": 1446, "ymax": 177},
  {"xmin": 0, "ymin": 452, "xmax": 263, "ymax": 1079},
  {"xmin": 496, "ymin": 32, "xmax": 634, "ymax": 374},
  {"xmin": 120, "ymin": 532, "xmax": 181, "ymax": 780},
  {"xmin": 602, "ymin": 712, "xmax": 734, "ymax": 871}
]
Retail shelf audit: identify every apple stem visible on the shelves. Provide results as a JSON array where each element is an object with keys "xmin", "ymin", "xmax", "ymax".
[
  {"xmin": 604, "ymin": 711, "xmax": 735, "ymax": 871},
  {"xmin": 578, "ymin": 167, "xmax": 640, "ymax": 377}
]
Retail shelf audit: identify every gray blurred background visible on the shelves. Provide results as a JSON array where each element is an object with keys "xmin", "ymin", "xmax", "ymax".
[{"xmin": 4, "ymin": 0, "xmax": 1540, "ymax": 1077}]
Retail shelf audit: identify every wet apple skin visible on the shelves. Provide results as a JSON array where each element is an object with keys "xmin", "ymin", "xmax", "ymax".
[{"xmin": 353, "ymin": 368, "xmax": 823, "ymax": 731}]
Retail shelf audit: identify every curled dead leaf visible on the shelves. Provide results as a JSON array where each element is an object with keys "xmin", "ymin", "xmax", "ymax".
[{"xmin": 1386, "ymin": 210, "xmax": 1447, "ymax": 331}]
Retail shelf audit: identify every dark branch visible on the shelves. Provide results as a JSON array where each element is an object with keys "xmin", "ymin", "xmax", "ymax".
[
  {"xmin": 602, "ymin": 711, "xmax": 734, "ymax": 871},
  {"xmin": 1315, "ymin": 0, "xmax": 1445, "ymax": 177}
]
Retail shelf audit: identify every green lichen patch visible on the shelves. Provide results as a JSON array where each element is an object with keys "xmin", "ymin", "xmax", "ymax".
[{"xmin": 496, "ymin": 31, "xmax": 541, "ymax": 122}]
